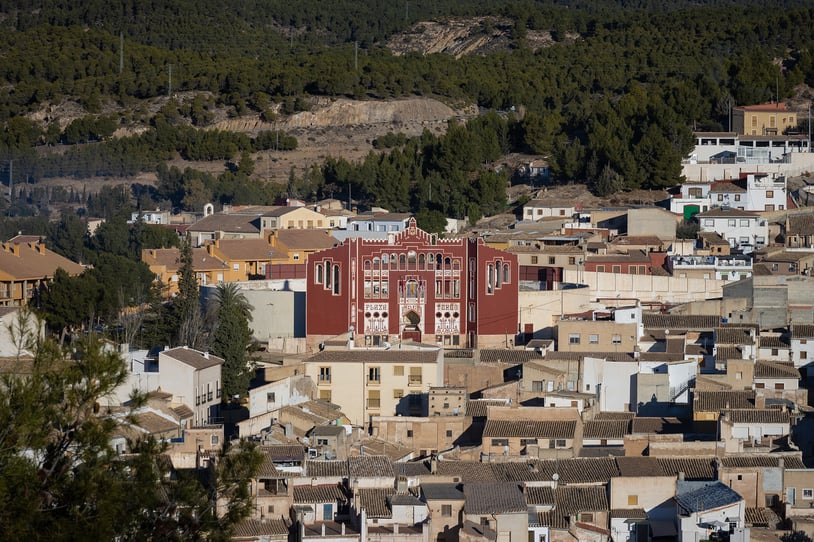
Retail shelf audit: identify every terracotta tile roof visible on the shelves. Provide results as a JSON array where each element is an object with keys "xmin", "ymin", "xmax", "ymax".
[
  {"xmin": 574, "ymin": 522, "xmax": 611, "ymax": 536},
  {"xmin": 631, "ymin": 417, "xmax": 686, "ymax": 434},
  {"xmin": 708, "ymin": 182, "xmax": 747, "ymax": 194},
  {"xmin": 553, "ymin": 458, "xmax": 620, "ymax": 484},
  {"xmin": 389, "ymin": 493, "xmax": 424, "ymax": 507},
  {"xmin": 642, "ymin": 314, "xmax": 721, "ymax": 330},
  {"xmin": 483, "ymin": 419, "xmax": 577, "ymax": 439},
  {"xmin": 188, "ymin": 213, "xmax": 261, "ymax": 234},
  {"xmin": 759, "ymin": 335, "xmax": 790, "ymax": 348},
  {"xmin": 594, "ymin": 412, "xmax": 636, "ymax": 421},
  {"xmin": 610, "ymin": 509, "xmax": 647, "ymax": 519},
  {"xmin": 435, "ymin": 461, "xmax": 496, "ymax": 482},
  {"xmin": 479, "ymin": 349, "xmax": 544, "ymax": 363},
  {"xmin": 745, "ymin": 507, "xmax": 781, "ymax": 527},
  {"xmin": 787, "ymin": 213, "xmax": 814, "ymax": 237},
  {"xmin": 294, "ymin": 484, "xmax": 348, "ymax": 503},
  {"xmin": 721, "ymin": 455, "xmax": 804, "ymax": 469},
  {"xmin": 258, "ymin": 455, "xmax": 281, "ymax": 478},
  {"xmin": 161, "ymin": 347, "xmax": 223, "ymax": 370},
  {"xmin": 305, "ymin": 460, "xmax": 348, "ymax": 478},
  {"xmin": 357, "ymin": 488, "xmax": 394, "ymax": 518},
  {"xmin": 535, "ymin": 511, "xmax": 570, "ymax": 529},
  {"xmin": 615, "ymin": 457, "xmax": 668, "ymax": 477},
  {"xmin": 543, "ymin": 351, "xmax": 635, "ymax": 362},
  {"xmin": 492, "ymin": 460, "xmax": 553, "ymax": 482},
  {"xmin": 791, "ymin": 324, "xmax": 814, "ymax": 339},
  {"xmin": 233, "ymin": 518, "xmax": 289, "ymax": 538},
  {"xmin": 584, "ymin": 420, "xmax": 629, "ymax": 440},
  {"xmin": 0, "ymin": 240, "xmax": 84, "ymax": 280},
  {"xmin": 754, "ymin": 361, "xmax": 799, "ymax": 379},
  {"xmin": 464, "ymin": 482, "xmax": 526, "ymax": 514},
  {"xmin": 555, "ymin": 485, "xmax": 609, "ymax": 515},
  {"xmin": 210, "ymin": 238, "xmax": 285, "ymax": 260},
  {"xmin": 348, "ymin": 456, "xmax": 394, "ymax": 478},
  {"xmin": 131, "ymin": 411, "xmax": 179, "ymax": 435},
  {"xmin": 715, "ymin": 345, "xmax": 744, "ymax": 361},
  {"xmin": 694, "ymin": 390, "xmax": 755, "ymax": 412},
  {"xmin": 656, "ymin": 457, "xmax": 717, "ymax": 480},
  {"xmin": 263, "ymin": 445, "xmax": 305, "ymax": 462},
  {"xmin": 306, "ymin": 350, "xmax": 439, "ymax": 364},
  {"xmin": 715, "ymin": 327, "xmax": 755, "ymax": 345},
  {"xmin": 525, "ymin": 486, "xmax": 555, "ymax": 506},
  {"xmin": 466, "ymin": 399, "xmax": 510, "ymax": 418},
  {"xmin": 723, "ymin": 409, "xmax": 791, "ymax": 424},
  {"xmin": 272, "ymin": 229, "xmax": 338, "ymax": 250},
  {"xmin": 171, "ymin": 404, "xmax": 194, "ymax": 419},
  {"xmin": 610, "ymin": 235, "xmax": 663, "ymax": 246}
]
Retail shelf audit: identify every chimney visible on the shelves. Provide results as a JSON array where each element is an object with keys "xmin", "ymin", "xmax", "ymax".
[
  {"xmin": 203, "ymin": 352, "xmax": 209, "ymax": 359},
  {"xmin": 11, "ymin": 243, "xmax": 19, "ymax": 256},
  {"xmin": 321, "ymin": 524, "xmax": 325, "ymax": 536},
  {"xmin": 206, "ymin": 243, "xmax": 215, "ymax": 256},
  {"xmin": 678, "ymin": 471, "xmax": 685, "ymax": 481},
  {"xmin": 779, "ymin": 457, "xmax": 785, "ymax": 469},
  {"xmin": 36, "ymin": 242, "xmax": 46, "ymax": 254}
]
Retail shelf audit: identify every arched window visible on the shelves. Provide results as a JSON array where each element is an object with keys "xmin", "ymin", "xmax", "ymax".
[
  {"xmin": 418, "ymin": 253, "xmax": 425, "ymax": 267},
  {"xmin": 503, "ymin": 263, "xmax": 510, "ymax": 283},
  {"xmin": 399, "ymin": 253, "xmax": 407, "ymax": 268},
  {"xmin": 496, "ymin": 260, "xmax": 503, "ymax": 288}
]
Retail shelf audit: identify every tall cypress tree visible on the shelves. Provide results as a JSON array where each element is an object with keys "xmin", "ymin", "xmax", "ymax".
[
  {"xmin": 209, "ymin": 282, "xmax": 253, "ymax": 401},
  {"xmin": 174, "ymin": 234, "xmax": 203, "ymax": 348}
]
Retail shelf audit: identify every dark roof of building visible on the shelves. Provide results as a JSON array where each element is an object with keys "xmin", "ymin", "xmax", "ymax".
[
  {"xmin": 723, "ymin": 409, "xmax": 791, "ymax": 424},
  {"xmin": 615, "ymin": 457, "xmax": 668, "ymax": 477},
  {"xmin": 394, "ymin": 461, "xmax": 432, "ymax": 477},
  {"xmin": 787, "ymin": 213, "xmax": 814, "ymax": 237},
  {"xmin": 479, "ymin": 349, "xmax": 544, "ymax": 363},
  {"xmin": 642, "ymin": 314, "xmax": 721, "ymax": 330},
  {"xmin": 161, "ymin": 347, "xmax": 223, "ymax": 369},
  {"xmin": 307, "ymin": 350, "xmax": 439, "ymax": 364},
  {"xmin": 554, "ymin": 458, "xmax": 621, "ymax": 484},
  {"xmin": 357, "ymin": 488, "xmax": 394, "ymax": 518},
  {"xmin": 536, "ymin": 511, "xmax": 570, "ymax": 529},
  {"xmin": 715, "ymin": 345, "xmax": 744, "ymax": 361},
  {"xmin": 721, "ymin": 455, "xmax": 804, "ymax": 469},
  {"xmin": 657, "ymin": 457, "xmax": 717, "ymax": 481},
  {"xmin": 491, "ymin": 460, "xmax": 554, "ymax": 482},
  {"xmin": 594, "ymin": 412, "xmax": 636, "ymax": 421},
  {"xmin": 188, "ymin": 213, "xmax": 261, "ymax": 234},
  {"xmin": 754, "ymin": 361, "xmax": 800, "ymax": 379},
  {"xmin": 584, "ymin": 420, "xmax": 630, "ymax": 440},
  {"xmin": 233, "ymin": 518, "xmax": 289, "ymax": 538},
  {"xmin": 421, "ymin": 483, "xmax": 464, "ymax": 501},
  {"xmin": 305, "ymin": 460, "xmax": 348, "ymax": 478},
  {"xmin": 263, "ymin": 445, "xmax": 305, "ymax": 462},
  {"xmin": 348, "ymin": 456, "xmax": 394, "ymax": 478},
  {"xmin": 555, "ymin": 485, "xmax": 609, "ymax": 515},
  {"xmin": 675, "ymin": 481, "xmax": 742, "ymax": 513},
  {"xmin": 610, "ymin": 509, "xmax": 647, "ymax": 519},
  {"xmin": 483, "ymin": 419, "xmax": 577, "ymax": 439},
  {"xmin": 294, "ymin": 484, "xmax": 348, "ymax": 503},
  {"xmin": 464, "ymin": 482, "xmax": 526, "ymax": 514},
  {"xmin": 389, "ymin": 493, "xmax": 424, "ymax": 507},
  {"xmin": 694, "ymin": 390, "xmax": 755, "ymax": 412},
  {"xmin": 525, "ymin": 486, "xmax": 555, "ymax": 506},
  {"xmin": 792, "ymin": 324, "xmax": 814, "ymax": 339},
  {"xmin": 745, "ymin": 507, "xmax": 782, "ymax": 528},
  {"xmin": 715, "ymin": 327, "xmax": 755, "ymax": 345},
  {"xmin": 309, "ymin": 425, "xmax": 345, "ymax": 437},
  {"xmin": 435, "ymin": 461, "xmax": 496, "ymax": 482},
  {"xmin": 758, "ymin": 335, "xmax": 790, "ymax": 348},
  {"xmin": 631, "ymin": 417, "xmax": 687, "ymax": 435}
]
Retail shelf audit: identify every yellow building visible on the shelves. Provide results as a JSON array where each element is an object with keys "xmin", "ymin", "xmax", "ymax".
[
  {"xmin": 259, "ymin": 206, "xmax": 329, "ymax": 231},
  {"xmin": 268, "ymin": 229, "xmax": 338, "ymax": 265},
  {"xmin": 203, "ymin": 238, "xmax": 287, "ymax": 280},
  {"xmin": 733, "ymin": 102, "xmax": 797, "ymax": 136},
  {"xmin": 303, "ymin": 348, "xmax": 444, "ymax": 427},
  {"xmin": 0, "ymin": 239, "xmax": 84, "ymax": 306},
  {"xmin": 142, "ymin": 246, "xmax": 243, "ymax": 296},
  {"xmin": 557, "ymin": 318, "xmax": 637, "ymax": 353}
]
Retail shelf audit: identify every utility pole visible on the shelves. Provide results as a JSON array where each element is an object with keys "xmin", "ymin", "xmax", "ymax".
[
  {"xmin": 168, "ymin": 64, "xmax": 172, "ymax": 98},
  {"xmin": 119, "ymin": 32, "xmax": 124, "ymax": 74}
]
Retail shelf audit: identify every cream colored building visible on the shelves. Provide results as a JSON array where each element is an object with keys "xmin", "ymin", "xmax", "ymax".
[
  {"xmin": 556, "ymin": 319, "xmax": 637, "ymax": 352},
  {"xmin": 303, "ymin": 348, "xmax": 444, "ymax": 427},
  {"xmin": 260, "ymin": 206, "xmax": 329, "ymax": 231}
]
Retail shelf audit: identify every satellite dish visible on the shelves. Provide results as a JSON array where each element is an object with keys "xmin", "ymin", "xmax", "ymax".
[{"xmin": 552, "ymin": 473, "xmax": 559, "ymax": 481}]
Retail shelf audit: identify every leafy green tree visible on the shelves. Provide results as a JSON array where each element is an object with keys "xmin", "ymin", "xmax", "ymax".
[
  {"xmin": 0, "ymin": 335, "xmax": 262, "ymax": 540},
  {"xmin": 174, "ymin": 235, "xmax": 204, "ymax": 348},
  {"xmin": 209, "ymin": 282, "xmax": 254, "ymax": 401}
]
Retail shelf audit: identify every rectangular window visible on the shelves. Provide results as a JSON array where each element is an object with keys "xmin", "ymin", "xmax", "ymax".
[
  {"xmin": 367, "ymin": 390, "xmax": 380, "ymax": 409},
  {"xmin": 409, "ymin": 367, "xmax": 422, "ymax": 386},
  {"xmin": 802, "ymin": 351, "xmax": 808, "ymax": 360},
  {"xmin": 446, "ymin": 430, "xmax": 453, "ymax": 437},
  {"xmin": 597, "ymin": 265, "xmax": 605, "ymax": 272},
  {"xmin": 319, "ymin": 367, "xmax": 331, "ymax": 383},
  {"xmin": 581, "ymin": 513, "xmax": 594, "ymax": 523},
  {"xmin": 407, "ymin": 429, "xmax": 413, "ymax": 437},
  {"xmin": 728, "ymin": 219, "xmax": 737, "ymax": 227},
  {"xmin": 804, "ymin": 488, "xmax": 814, "ymax": 500},
  {"xmin": 368, "ymin": 367, "xmax": 381, "ymax": 383},
  {"xmin": 775, "ymin": 383, "xmax": 785, "ymax": 390},
  {"xmin": 266, "ymin": 392, "xmax": 276, "ymax": 402},
  {"xmin": 531, "ymin": 256, "xmax": 538, "ymax": 264},
  {"xmin": 734, "ymin": 194, "xmax": 741, "ymax": 202},
  {"xmin": 740, "ymin": 219, "xmax": 749, "ymax": 227},
  {"xmin": 491, "ymin": 439, "xmax": 509, "ymax": 447},
  {"xmin": 319, "ymin": 389, "xmax": 332, "ymax": 402},
  {"xmin": 705, "ymin": 219, "xmax": 714, "ymax": 226},
  {"xmin": 393, "ymin": 365, "xmax": 404, "ymax": 376},
  {"xmin": 520, "ymin": 438, "xmax": 537, "ymax": 446},
  {"xmin": 393, "ymin": 389, "xmax": 404, "ymax": 399},
  {"xmin": 569, "ymin": 333, "xmax": 580, "ymax": 345},
  {"xmin": 549, "ymin": 257, "xmax": 556, "ymax": 265},
  {"xmin": 441, "ymin": 504, "xmax": 452, "ymax": 517},
  {"xmin": 612, "ymin": 334, "xmax": 622, "ymax": 344},
  {"xmin": 628, "ymin": 495, "xmax": 639, "ymax": 506},
  {"xmin": 766, "ymin": 190, "xmax": 774, "ymax": 198},
  {"xmin": 556, "ymin": 439, "xmax": 566, "ymax": 448},
  {"xmin": 532, "ymin": 380, "xmax": 544, "ymax": 392},
  {"xmin": 568, "ymin": 257, "xmax": 576, "ymax": 265},
  {"xmin": 589, "ymin": 334, "xmax": 599, "ymax": 344},
  {"xmin": 612, "ymin": 265, "xmax": 621, "ymax": 273},
  {"xmin": 487, "ymin": 264, "xmax": 494, "ymax": 294}
]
